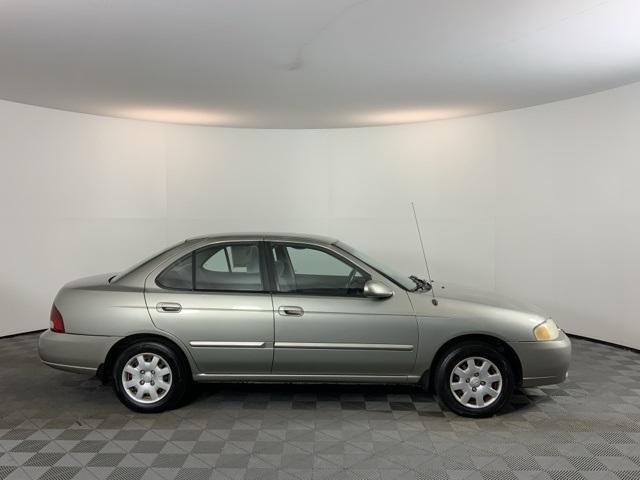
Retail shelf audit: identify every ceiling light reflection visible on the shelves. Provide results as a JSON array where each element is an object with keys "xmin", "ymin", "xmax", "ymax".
[
  {"xmin": 354, "ymin": 108, "xmax": 474, "ymax": 126},
  {"xmin": 111, "ymin": 107, "xmax": 236, "ymax": 126}
]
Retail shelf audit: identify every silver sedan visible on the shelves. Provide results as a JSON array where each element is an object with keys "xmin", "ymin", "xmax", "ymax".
[{"xmin": 38, "ymin": 233, "xmax": 571, "ymax": 417}]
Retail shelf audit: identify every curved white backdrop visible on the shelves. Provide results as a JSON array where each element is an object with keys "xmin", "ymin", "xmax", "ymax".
[{"xmin": 1, "ymin": 82, "xmax": 639, "ymax": 348}]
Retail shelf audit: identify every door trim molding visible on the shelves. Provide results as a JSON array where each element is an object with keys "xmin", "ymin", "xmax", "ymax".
[
  {"xmin": 190, "ymin": 341, "xmax": 266, "ymax": 348},
  {"xmin": 195, "ymin": 373, "xmax": 421, "ymax": 383},
  {"xmin": 274, "ymin": 342, "xmax": 413, "ymax": 351}
]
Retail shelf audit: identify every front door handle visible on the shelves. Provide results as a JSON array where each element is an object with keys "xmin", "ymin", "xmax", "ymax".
[
  {"xmin": 278, "ymin": 306, "xmax": 304, "ymax": 316},
  {"xmin": 157, "ymin": 302, "xmax": 182, "ymax": 313}
]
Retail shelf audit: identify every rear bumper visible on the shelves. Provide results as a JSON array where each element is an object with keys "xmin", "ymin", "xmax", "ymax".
[
  {"xmin": 509, "ymin": 331, "xmax": 572, "ymax": 387},
  {"xmin": 38, "ymin": 329, "xmax": 121, "ymax": 375}
]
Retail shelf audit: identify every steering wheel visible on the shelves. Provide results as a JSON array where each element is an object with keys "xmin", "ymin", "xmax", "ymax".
[{"xmin": 345, "ymin": 268, "xmax": 358, "ymax": 290}]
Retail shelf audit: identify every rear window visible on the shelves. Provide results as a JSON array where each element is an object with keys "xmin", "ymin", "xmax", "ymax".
[{"xmin": 112, "ymin": 241, "xmax": 185, "ymax": 282}]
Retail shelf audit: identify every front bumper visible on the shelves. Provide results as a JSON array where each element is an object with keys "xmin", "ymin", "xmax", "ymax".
[
  {"xmin": 509, "ymin": 331, "xmax": 572, "ymax": 387},
  {"xmin": 38, "ymin": 329, "xmax": 121, "ymax": 375}
]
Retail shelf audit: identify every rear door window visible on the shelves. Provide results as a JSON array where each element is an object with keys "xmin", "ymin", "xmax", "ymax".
[
  {"xmin": 156, "ymin": 243, "xmax": 265, "ymax": 292},
  {"xmin": 195, "ymin": 243, "xmax": 263, "ymax": 291}
]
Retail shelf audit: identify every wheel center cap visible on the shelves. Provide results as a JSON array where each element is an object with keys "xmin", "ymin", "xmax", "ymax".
[{"xmin": 470, "ymin": 377, "xmax": 481, "ymax": 388}]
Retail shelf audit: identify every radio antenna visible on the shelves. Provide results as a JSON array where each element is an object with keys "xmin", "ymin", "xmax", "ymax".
[{"xmin": 411, "ymin": 202, "xmax": 438, "ymax": 306}]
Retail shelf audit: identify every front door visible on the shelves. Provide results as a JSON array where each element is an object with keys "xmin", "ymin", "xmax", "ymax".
[
  {"xmin": 268, "ymin": 242, "xmax": 417, "ymax": 376},
  {"xmin": 145, "ymin": 241, "xmax": 274, "ymax": 374}
]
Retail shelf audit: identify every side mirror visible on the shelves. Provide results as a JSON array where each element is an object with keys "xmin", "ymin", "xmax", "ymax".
[{"xmin": 363, "ymin": 280, "xmax": 394, "ymax": 299}]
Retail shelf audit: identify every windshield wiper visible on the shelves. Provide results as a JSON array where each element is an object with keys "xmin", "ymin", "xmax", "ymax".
[{"xmin": 409, "ymin": 275, "xmax": 432, "ymax": 292}]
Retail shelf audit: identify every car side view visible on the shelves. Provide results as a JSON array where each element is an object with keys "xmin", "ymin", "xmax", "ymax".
[{"xmin": 38, "ymin": 233, "xmax": 571, "ymax": 417}]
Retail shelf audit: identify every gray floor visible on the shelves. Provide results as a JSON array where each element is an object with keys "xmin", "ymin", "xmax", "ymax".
[{"xmin": 1, "ymin": 334, "xmax": 640, "ymax": 480}]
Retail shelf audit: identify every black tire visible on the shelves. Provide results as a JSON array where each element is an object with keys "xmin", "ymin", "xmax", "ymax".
[
  {"xmin": 112, "ymin": 341, "xmax": 189, "ymax": 413},
  {"xmin": 433, "ymin": 341, "xmax": 514, "ymax": 417}
]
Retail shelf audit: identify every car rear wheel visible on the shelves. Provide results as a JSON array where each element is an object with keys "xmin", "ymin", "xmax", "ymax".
[
  {"xmin": 112, "ymin": 341, "xmax": 188, "ymax": 413},
  {"xmin": 434, "ymin": 341, "xmax": 514, "ymax": 417}
]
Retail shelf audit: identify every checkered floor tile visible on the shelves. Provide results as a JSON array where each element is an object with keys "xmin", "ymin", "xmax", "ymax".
[{"xmin": 1, "ymin": 332, "xmax": 639, "ymax": 480}]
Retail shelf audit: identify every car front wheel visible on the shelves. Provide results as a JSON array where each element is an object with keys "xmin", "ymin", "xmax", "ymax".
[
  {"xmin": 434, "ymin": 341, "xmax": 515, "ymax": 417},
  {"xmin": 112, "ymin": 341, "xmax": 188, "ymax": 413}
]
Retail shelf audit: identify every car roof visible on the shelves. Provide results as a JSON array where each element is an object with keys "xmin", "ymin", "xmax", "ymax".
[{"xmin": 186, "ymin": 232, "xmax": 338, "ymax": 246}]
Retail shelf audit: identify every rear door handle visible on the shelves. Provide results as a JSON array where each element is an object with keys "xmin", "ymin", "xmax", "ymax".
[
  {"xmin": 278, "ymin": 306, "xmax": 304, "ymax": 316},
  {"xmin": 157, "ymin": 302, "xmax": 182, "ymax": 313}
]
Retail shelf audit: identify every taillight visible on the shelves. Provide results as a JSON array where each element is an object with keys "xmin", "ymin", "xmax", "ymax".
[{"xmin": 50, "ymin": 305, "xmax": 65, "ymax": 333}]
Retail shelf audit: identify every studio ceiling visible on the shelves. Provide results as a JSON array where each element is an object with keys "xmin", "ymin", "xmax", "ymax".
[{"xmin": 1, "ymin": 0, "xmax": 639, "ymax": 128}]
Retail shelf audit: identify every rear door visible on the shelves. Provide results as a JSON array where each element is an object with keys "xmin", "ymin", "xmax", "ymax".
[
  {"xmin": 144, "ymin": 241, "xmax": 274, "ymax": 374},
  {"xmin": 268, "ymin": 242, "xmax": 418, "ymax": 376}
]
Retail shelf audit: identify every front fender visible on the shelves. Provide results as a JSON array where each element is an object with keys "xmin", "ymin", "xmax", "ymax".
[{"xmin": 410, "ymin": 295, "xmax": 544, "ymax": 376}]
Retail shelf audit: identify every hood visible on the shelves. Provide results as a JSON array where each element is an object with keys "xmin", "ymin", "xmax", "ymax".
[{"xmin": 428, "ymin": 281, "xmax": 548, "ymax": 317}]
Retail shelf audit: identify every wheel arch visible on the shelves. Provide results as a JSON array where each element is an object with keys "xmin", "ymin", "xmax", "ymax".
[
  {"xmin": 98, "ymin": 332, "xmax": 194, "ymax": 383},
  {"xmin": 422, "ymin": 334, "xmax": 523, "ymax": 391}
]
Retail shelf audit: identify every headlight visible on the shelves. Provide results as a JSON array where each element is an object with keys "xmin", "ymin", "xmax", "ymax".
[{"xmin": 533, "ymin": 318, "xmax": 560, "ymax": 341}]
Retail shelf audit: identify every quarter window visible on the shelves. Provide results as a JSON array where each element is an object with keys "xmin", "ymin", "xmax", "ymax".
[
  {"xmin": 271, "ymin": 244, "xmax": 369, "ymax": 296},
  {"xmin": 156, "ymin": 254, "xmax": 192, "ymax": 290}
]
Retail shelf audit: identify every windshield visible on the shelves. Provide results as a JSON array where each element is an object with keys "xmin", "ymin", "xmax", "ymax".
[{"xmin": 334, "ymin": 241, "xmax": 416, "ymax": 290}]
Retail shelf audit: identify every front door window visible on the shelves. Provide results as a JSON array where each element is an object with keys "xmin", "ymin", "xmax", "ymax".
[{"xmin": 271, "ymin": 244, "xmax": 368, "ymax": 296}]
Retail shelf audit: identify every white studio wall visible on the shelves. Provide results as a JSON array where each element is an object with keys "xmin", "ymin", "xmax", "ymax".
[{"xmin": 1, "ymin": 81, "xmax": 639, "ymax": 348}]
